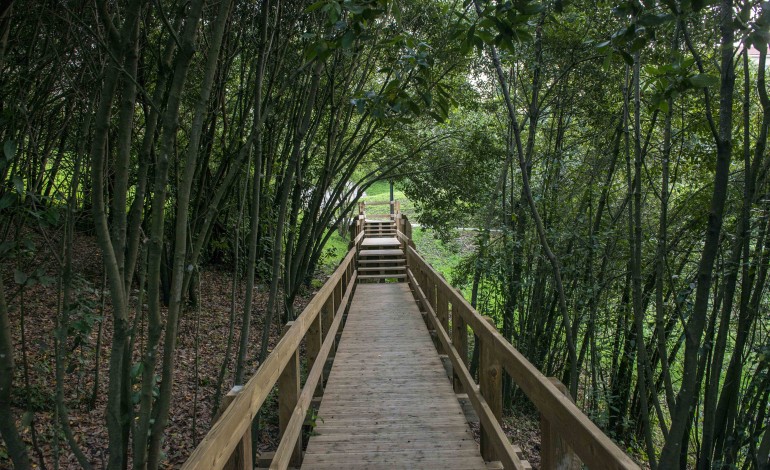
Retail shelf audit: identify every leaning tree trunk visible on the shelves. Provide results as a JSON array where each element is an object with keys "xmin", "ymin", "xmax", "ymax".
[{"xmin": 472, "ymin": 0, "xmax": 578, "ymax": 396}]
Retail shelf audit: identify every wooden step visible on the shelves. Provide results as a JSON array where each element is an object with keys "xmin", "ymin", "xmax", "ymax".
[
  {"xmin": 358, "ymin": 266, "xmax": 407, "ymax": 272},
  {"xmin": 361, "ymin": 237, "xmax": 400, "ymax": 246},
  {"xmin": 357, "ymin": 274, "xmax": 407, "ymax": 281},
  {"xmin": 357, "ymin": 258, "xmax": 406, "ymax": 264},
  {"xmin": 358, "ymin": 249, "xmax": 404, "ymax": 257}
]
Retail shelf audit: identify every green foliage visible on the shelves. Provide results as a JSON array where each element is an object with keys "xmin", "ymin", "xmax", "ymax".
[
  {"xmin": 319, "ymin": 229, "xmax": 350, "ymax": 274},
  {"xmin": 455, "ymin": 0, "xmax": 544, "ymax": 55},
  {"xmin": 643, "ymin": 53, "xmax": 718, "ymax": 112}
]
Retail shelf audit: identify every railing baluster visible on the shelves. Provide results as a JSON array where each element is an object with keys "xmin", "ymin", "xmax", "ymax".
[
  {"xmin": 541, "ymin": 378, "xmax": 581, "ymax": 470},
  {"xmin": 217, "ymin": 387, "xmax": 252, "ymax": 470},
  {"xmin": 479, "ymin": 316, "xmax": 502, "ymax": 462},
  {"xmin": 333, "ymin": 277, "xmax": 342, "ymax": 318},
  {"xmin": 452, "ymin": 300, "xmax": 467, "ymax": 393},
  {"xmin": 434, "ymin": 283, "xmax": 447, "ymax": 354},
  {"xmin": 278, "ymin": 322, "xmax": 302, "ymax": 467},
  {"xmin": 307, "ymin": 309, "xmax": 323, "ymax": 395},
  {"xmin": 437, "ymin": 285, "xmax": 449, "ymax": 336},
  {"xmin": 323, "ymin": 296, "xmax": 335, "ymax": 354}
]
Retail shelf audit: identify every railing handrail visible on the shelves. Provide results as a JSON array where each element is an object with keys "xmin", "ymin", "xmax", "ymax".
[
  {"xmin": 182, "ymin": 246, "xmax": 357, "ymax": 470},
  {"xmin": 397, "ymin": 211, "xmax": 639, "ymax": 470}
]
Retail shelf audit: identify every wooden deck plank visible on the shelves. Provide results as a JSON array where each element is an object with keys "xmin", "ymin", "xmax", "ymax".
[{"xmin": 301, "ymin": 283, "xmax": 486, "ymax": 470}]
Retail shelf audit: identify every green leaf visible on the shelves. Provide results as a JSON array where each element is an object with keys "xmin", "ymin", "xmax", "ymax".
[
  {"xmin": 637, "ymin": 13, "xmax": 674, "ymax": 27},
  {"xmin": 340, "ymin": 30, "xmax": 355, "ymax": 49},
  {"xmin": 3, "ymin": 139, "xmax": 14, "ymax": 161},
  {"xmin": 12, "ymin": 175, "xmax": 23, "ymax": 195},
  {"xmin": 0, "ymin": 241, "xmax": 15, "ymax": 257},
  {"xmin": 130, "ymin": 362, "xmax": 144, "ymax": 378},
  {"xmin": 619, "ymin": 50, "xmax": 634, "ymax": 65},
  {"xmin": 0, "ymin": 193, "xmax": 15, "ymax": 211},
  {"xmin": 21, "ymin": 411, "xmax": 33, "ymax": 429},
  {"xmin": 14, "ymin": 269, "xmax": 27, "ymax": 285},
  {"xmin": 305, "ymin": 0, "xmax": 327, "ymax": 13},
  {"xmin": 688, "ymin": 73, "xmax": 719, "ymax": 88}
]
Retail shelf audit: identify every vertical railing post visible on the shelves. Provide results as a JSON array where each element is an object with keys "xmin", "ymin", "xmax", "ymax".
[
  {"xmin": 452, "ymin": 301, "xmax": 467, "ymax": 393},
  {"xmin": 217, "ymin": 386, "xmax": 253, "ymax": 470},
  {"xmin": 278, "ymin": 322, "xmax": 302, "ymax": 467},
  {"xmin": 334, "ymin": 275, "xmax": 343, "ymax": 315},
  {"xmin": 479, "ymin": 316, "xmax": 502, "ymax": 462},
  {"xmin": 540, "ymin": 378, "xmax": 581, "ymax": 470},
  {"xmin": 427, "ymin": 276, "xmax": 436, "ymax": 310},
  {"xmin": 322, "ymin": 295, "xmax": 335, "ymax": 353},
  {"xmin": 307, "ymin": 308, "xmax": 323, "ymax": 395},
  {"xmin": 436, "ymin": 286, "xmax": 449, "ymax": 353}
]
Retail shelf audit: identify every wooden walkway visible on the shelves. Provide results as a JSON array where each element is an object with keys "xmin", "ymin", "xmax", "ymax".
[
  {"xmin": 184, "ymin": 212, "xmax": 638, "ymax": 470},
  {"xmin": 301, "ymin": 282, "xmax": 487, "ymax": 470}
]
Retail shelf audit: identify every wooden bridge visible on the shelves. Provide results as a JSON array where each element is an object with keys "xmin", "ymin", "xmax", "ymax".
[{"xmin": 183, "ymin": 203, "xmax": 639, "ymax": 470}]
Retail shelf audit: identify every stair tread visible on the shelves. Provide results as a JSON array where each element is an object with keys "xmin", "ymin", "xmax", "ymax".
[
  {"xmin": 358, "ymin": 274, "xmax": 407, "ymax": 280},
  {"xmin": 356, "ymin": 259, "xmax": 406, "ymax": 264},
  {"xmin": 358, "ymin": 266, "xmax": 407, "ymax": 272},
  {"xmin": 358, "ymin": 249, "xmax": 404, "ymax": 256}
]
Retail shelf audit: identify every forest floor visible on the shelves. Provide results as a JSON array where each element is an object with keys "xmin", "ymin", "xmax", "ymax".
[{"xmin": 2, "ymin": 230, "xmax": 313, "ymax": 469}]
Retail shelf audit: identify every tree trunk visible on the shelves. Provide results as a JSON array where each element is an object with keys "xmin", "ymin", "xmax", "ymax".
[{"xmin": 659, "ymin": 0, "xmax": 736, "ymax": 464}]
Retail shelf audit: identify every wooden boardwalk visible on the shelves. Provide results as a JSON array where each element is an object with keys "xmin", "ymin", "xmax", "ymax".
[
  {"xmin": 301, "ymin": 282, "xmax": 487, "ymax": 470},
  {"xmin": 184, "ymin": 213, "xmax": 638, "ymax": 470}
]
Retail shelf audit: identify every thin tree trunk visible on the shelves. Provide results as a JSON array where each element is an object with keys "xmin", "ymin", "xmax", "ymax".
[
  {"xmin": 55, "ymin": 148, "xmax": 93, "ymax": 470},
  {"xmin": 234, "ymin": 0, "xmax": 272, "ymax": 385},
  {"xmin": 630, "ymin": 53, "xmax": 657, "ymax": 467},
  {"xmin": 0, "ymin": 274, "xmax": 30, "ymax": 470},
  {"xmin": 659, "ymin": 0, "xmax": 736, "ymax": 463},
  {"xmin": 145, "ymin": 1, "xmax": 216, "ymax": 466}
]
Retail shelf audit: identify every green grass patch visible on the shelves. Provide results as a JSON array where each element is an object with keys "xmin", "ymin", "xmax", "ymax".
[
  {"xmin": 360, "ymin": 181, "xmax": 416, "ymax": 218},
  {"xmin": 317, "ymin": 229, "xmax": 350, "ymax": 277},
  {"xmin": 412, "ymin": 227, "xmax": 464, "ymax": 280}
]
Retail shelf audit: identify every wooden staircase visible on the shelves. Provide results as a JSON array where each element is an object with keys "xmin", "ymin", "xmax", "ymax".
[{"xmin": 357, "ymin": 220, "xmax": 406, "ymax": 282}]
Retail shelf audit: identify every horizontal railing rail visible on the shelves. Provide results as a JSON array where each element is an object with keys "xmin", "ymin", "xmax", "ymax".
[
  {"xmin": 358, "ymin": 199, "xmax": 399, "ymax": 220},
  {"xmin": 182, "ymin": 246, "xmax": 357, "ymax": 470},
  {"xmin": 396, "ymin": 212, "xmax": 639, "ymax": 470}
]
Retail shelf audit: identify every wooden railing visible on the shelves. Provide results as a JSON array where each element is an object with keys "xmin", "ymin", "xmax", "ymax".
[
  {"xmin": 183, "ymin": 203, "xmax": 638, "ymax": 470},
  {"xmin": 394, "ymin": 212, "xmax": 639, "ymax": 470},
  {"xmin": 182, "ymin": 230, "xmax": 363, "ymax": 470},
  {"xmin": 358, "ymin": 199, "xmax": 399, "ymax": 219}
]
